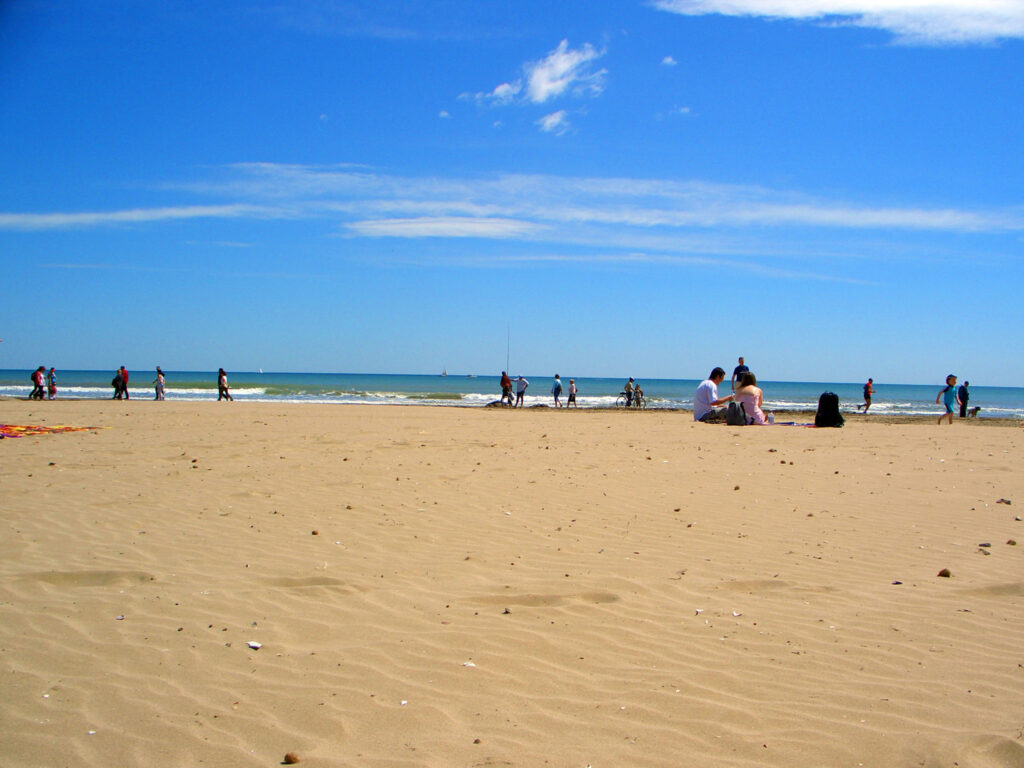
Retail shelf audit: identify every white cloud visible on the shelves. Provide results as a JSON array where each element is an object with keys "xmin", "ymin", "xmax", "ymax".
[
  {"xmin": 651, "ymin": 0, "xmax": 1024, "ymax": 44},
  {"xmin": 10, "ymin": 165, "xmax": 1024, "ymax": 267},
  {"xmin": 460, "ymin": 80, "xmax": 522, "ymax": 106},
  {"xmin": 536, "ymin": 110, "xmax": 571, "ymax": 135},
  {"xmin": 662, "ymin": 55, "xmax": 678, "ymax": 65},
  {"xmin": 438, "ymin": 110, "xmax": 450, "ymax": 119},
  {"xmin": 524, "ymin": 40, "xmax": 606, "ymax": 103},
  {"xmin": 344, "ymin": 216, "xmax": 542, "ymax": 238},
  {"xmin": 461, "ymin": 39, "xmax": 607, "ymax": 113},
  {"xmin": 0, "ymin": 204, "xmax": 272, "ymax": 231}
]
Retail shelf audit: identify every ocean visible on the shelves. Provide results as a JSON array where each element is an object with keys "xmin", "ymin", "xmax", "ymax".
[{"xmin": 3, "ymin": 370, "xmax": 1023, "ymax": 419}]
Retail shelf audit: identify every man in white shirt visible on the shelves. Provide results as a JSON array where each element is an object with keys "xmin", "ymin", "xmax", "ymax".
[
  {"xmin": 515, "ymin": 376, "xmax": 529, "ymax": 408},
  {"xmin": 694, "ymin": 367, "xmax": 735, "ymax": 422}
]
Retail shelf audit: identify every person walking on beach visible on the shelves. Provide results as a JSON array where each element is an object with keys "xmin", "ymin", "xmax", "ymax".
[
  {"xmin": 731, "ymin": 357, "xmax": 749, "ymax": 392},
  {"xmin": 29, "ymin": 366, "xmax": 46, "ymax": 400},
  {"xmin": 112, "ymin": 369, "xmax": 124, "ymax": 399},
  {"xmin": 936, "ymin": 374, "xmax": 960, "ymax": 425},
  {"xmin": 958, "ymin": 380, "xmax": 970, "ymax": 418},
  {"xmin": 515, "ymin": 376, "xmax": 529, "ymax": 408},
  {"xmin": 857, "ymin": 378, "xmax": 874, "ymax": 412},
  {"xmin": 694, "ymin": 367, "xmax": 735, "ymax": 422},
  {"xmin": 119, "ymin": 366, "xmax": 130, "ymax": 399},
  {"xmin": 552, "ymin": 374, "xmax": 563, "ymax": 407},
  {"xmin": 218, "ymin": 368, "xmax": 234, "ymax": 401},
  {"xmin": 153, "ymin": 367, "xmax": 166, "ymax": 400},
  {"xmin": 567, "ymin": 378, "xmax": 578, "ymax": 407},
  {"xmin": 500, "ymin": 371, "xmax": 513, "ymax": 405},
  {"xmin": 46, "ymin": 367, "xmax": 57, "ymax": 400}
]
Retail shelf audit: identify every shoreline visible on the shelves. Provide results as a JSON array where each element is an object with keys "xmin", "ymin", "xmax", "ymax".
[{"xmin": 2, "ymin": 396, "xmax": 1020, "ymax": 427}]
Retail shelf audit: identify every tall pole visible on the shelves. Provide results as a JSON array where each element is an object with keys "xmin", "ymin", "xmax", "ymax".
[{"xmin": 506, "ymin": 323, "xmax": 510, "ymax": 374}]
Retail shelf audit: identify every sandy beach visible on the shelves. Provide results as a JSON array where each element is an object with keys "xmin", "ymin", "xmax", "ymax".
[{"xmin": 1, "ymin": 399, "xmax": 1022, "ymax": 767}]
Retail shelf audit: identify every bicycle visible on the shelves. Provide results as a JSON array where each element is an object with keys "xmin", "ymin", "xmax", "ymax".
[{"xmin": 615, "ymin": 392, "xmax": 646, "ymax": 409}]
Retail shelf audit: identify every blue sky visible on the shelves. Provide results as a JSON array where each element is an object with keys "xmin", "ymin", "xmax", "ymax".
[{"xmin": 1, "ymin": 0, "xmax": 1022, "ymax": 384}]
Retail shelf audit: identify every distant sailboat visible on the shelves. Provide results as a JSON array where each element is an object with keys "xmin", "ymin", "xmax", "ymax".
[{"xmin": 441, "ymin": 367, "xmax": 448, "ymax": 377}]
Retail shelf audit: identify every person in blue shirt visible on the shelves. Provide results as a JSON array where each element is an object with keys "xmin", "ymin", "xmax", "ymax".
[
  {"xmin": 936, "ymin": 374, "xmax": 960, "ymax": 425},
  {"xmin": 731, "ymin": 357, "xmax": 749, "ymax": 392}
]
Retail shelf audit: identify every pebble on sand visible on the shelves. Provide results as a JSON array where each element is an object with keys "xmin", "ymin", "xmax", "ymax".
[
  {"xmin": 937, "ymin": 568, "xmax": 952, "ymax": 578},
  {"xmin": 283, "ymin": 752, "xmax": 300, "ymax": 764}
]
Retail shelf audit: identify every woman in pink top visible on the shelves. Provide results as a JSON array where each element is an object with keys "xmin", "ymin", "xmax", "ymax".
[{"xmin": 734, "ymin": 372, "xmax": 768, "ymax": 425}]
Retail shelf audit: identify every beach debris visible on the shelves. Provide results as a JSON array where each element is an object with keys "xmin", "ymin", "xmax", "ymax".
[
  {"xmin": 283, "ymin": 752, "xmax": 301, "ymax": 764},
  {"xmin": 996, "ymin": 498, "xmax": 1012, "ymax": 505},
  {"xmin": 891, "ymin": 581, "xmax": 902, "ymax": 585},
  {"xmin": 311, "ymin": 530, "xmax": 319, "ymax": 535},
  {"xmin": 462, "ymin": 661, "xmax": 476, "ymax": 667},
  {"xmin": 246, "ymin": 641, "xmax": 262, "ymax": 650},
  {"xmin": 978, "ymin": 542, "xmax": 992, "ymax": 547},
  {"xmin": 732, "ymin": 611, "xmax": 743, "ymax": 617},
  {"xmin": 937, "ymin": 568, "xmax": 952, "ymax": 578},
  {"xmin": 695, "ymin": 609, "xmax": 704, "ymax": 615},
  {"xmin": 503, "ymin": 608, "xmax": 511, "ymax": 615},
  {"xmin": 400, "ymin": 700, "xmax": 408, "ymax": 706},
  {"xmin": 1008, "ymin": 540, "xmax": 1017, "ymax": 546},
  {"xmin": 115, "ymin": 615, "xmax": 125, "ymax": 620},
  {"xmin": 473, "ymin": 738, "xmax": 481, "ymax": 744}
]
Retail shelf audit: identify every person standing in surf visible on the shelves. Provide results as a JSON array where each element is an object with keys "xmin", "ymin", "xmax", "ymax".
[
  {"xmin": 552, "ymin": 374, "xmax": 563, "ymax": 407},
  {"xmin": 500, "ymin": 371, "xmax": 513, "ymax": 405},
  {"xmin": 515, "ymin": 376, "xmax": 529, "ymax": 408},
  {"xmin": 218, "ymin": 368, "xmax": 234, "ymax": 401},
  {"xmin": 153, "ymin": 367, "xmax": 166, "ymax": 400}
]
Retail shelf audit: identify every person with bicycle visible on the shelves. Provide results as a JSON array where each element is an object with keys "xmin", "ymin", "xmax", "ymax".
[{"xmin": 624, "ymin": 377, "xmax": 634, "ymax": 407}]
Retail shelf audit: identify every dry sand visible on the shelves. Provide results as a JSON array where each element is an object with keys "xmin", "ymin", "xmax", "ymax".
[{"xmin": 1, "ymin": 400, "xmax": 1022, "ymax": 767}]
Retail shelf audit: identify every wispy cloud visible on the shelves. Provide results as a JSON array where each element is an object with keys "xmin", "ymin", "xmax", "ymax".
[
  {"xmin": 10, "ymin": 166, "xmax": 1024, "ymax": 239},
  {"xmin": 476, "ymin": 251, "xmax": 873, "ymax": 283},
  {"xmin": 460, "ymin": 39, "xmax": 607, "ymax": 131},
  {"xmin": 536, "ymin": 110, "xmax": 572, "ymax": 135},
  {"xmin": 524, "ymin": 40, "xmax": 606, "ymax": 103},
  {"xmin": 651, "ymin": 0, "xmax": 1024, "ymax": 44},
  {"xmin": 6, "ymin": 165, "xmax": 1022, "ymax": 285},
  {"xmin": 661, "ymin": 55, "xmax": 678, "ymax": 66},
  {"xmin": 0, "ymin": 204, "xmax": 275, "ymax": 231},
  {"xmin": 344, "ymin": 216, "xmax": 543, "ymax": 239}
]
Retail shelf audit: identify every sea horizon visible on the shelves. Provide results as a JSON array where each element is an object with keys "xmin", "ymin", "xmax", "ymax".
[{"xmin": 3, "ymin": 369, "xmax": 1022, "ymax": 419}]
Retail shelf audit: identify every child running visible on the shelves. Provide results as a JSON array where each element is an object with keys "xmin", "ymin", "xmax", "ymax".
[{"xmin": 936, "ymin": 374, "xmax": 959, "ymax": 425}]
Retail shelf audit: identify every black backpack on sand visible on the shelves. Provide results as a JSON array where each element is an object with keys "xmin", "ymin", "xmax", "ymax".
[
  {"xmin": 815, "ymin": 392, "xmax": 844, "ymax": 428},
  {"xmin": 726, "ymin": 401, "xmax": 748, "ymax": 426}
]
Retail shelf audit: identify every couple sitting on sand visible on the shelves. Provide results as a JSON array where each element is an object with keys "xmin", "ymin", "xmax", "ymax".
[{"xmin": 694, "ymin": 367, "xmax": 768, "ymax": 425}]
